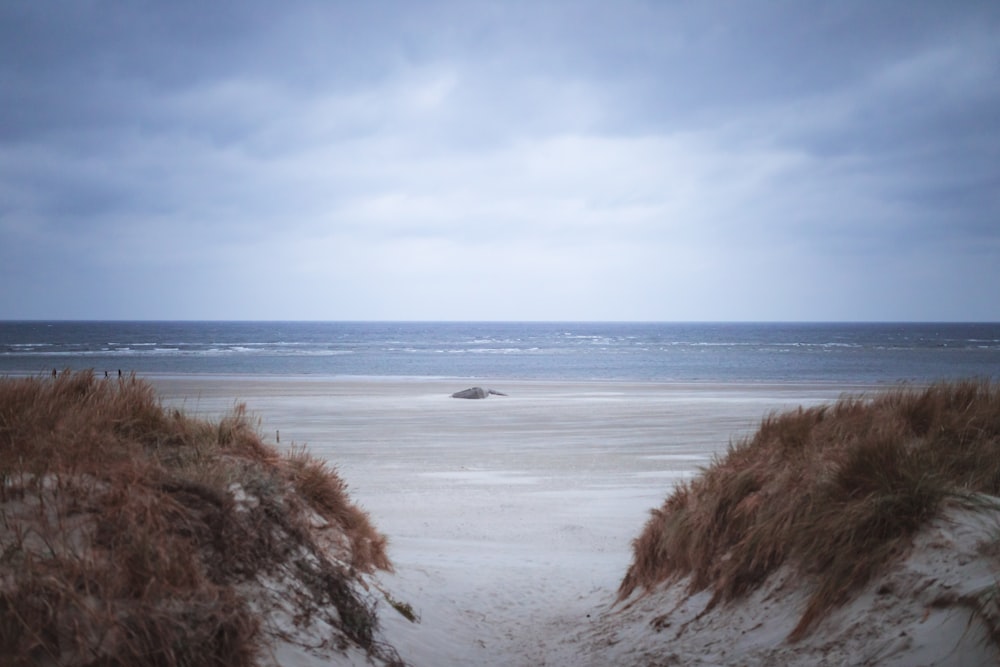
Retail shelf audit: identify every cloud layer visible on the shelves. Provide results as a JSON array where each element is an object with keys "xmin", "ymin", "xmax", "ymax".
[{"xmin": 2, "ymin": 1, "xmax": 998, "ymax": 320}]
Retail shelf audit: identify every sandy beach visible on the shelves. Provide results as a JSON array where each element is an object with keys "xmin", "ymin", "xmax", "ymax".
[{"xmin": 149, "ymin": 376, "xmax": 873, "ymax": 665}]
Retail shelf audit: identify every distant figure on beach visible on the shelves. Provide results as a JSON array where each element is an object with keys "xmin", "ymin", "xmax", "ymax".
[
  {"xmin": 52, "ymin": 369, "xmax": 57, "ymax": 378},
  {"xmin": 105, "ymin": 371, "xmax": 109, "ymax": 378},
  {"xmin": 118, "ymin": 369, "xmax": 122, "ymax": 378}
]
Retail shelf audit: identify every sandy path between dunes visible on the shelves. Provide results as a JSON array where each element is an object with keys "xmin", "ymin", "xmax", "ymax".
[{"xmin": 152, "ymin": 376, "xmax": 868, "ymax": 666}]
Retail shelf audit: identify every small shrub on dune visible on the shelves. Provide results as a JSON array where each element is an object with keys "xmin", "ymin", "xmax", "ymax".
[
  {"xmin": 0, "ymin": 371, "xmax": 397, "ymax": 667},
  {"xmin": 620, "ymin": 379, "xmax": 1000, "ymax": 640}
]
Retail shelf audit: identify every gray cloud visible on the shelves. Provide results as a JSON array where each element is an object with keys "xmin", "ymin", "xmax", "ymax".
[{"xmin": 2, "ymin": 0, "xmax": 999, "ymax": 320}]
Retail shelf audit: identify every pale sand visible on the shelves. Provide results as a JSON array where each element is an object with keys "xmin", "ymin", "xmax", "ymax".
[{"xmin": 150, "ymin": 377, "xmax": 999, "ymax": 666}]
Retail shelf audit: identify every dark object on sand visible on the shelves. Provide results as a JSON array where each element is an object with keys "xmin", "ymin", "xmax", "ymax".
[{"xmin": 451, "ymin": 387, "xmax": 508, "ymax": 399}]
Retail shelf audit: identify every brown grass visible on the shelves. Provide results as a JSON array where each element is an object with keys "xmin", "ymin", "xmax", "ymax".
[
  {"xmin": 619, "ymin": 379, "xmax": 1000, "ymax": 641},
  {"xmin": 0, "ymin": 370, "xmax": 398, "ymax": 666}
]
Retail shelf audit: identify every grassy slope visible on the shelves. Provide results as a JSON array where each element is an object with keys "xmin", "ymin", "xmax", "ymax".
[
  {"xmin": 620, "ymin": 379, "xmax": 1000, "ymax": 641},
  {"xmin": 0, "ymin": 371, "xmax": 400, "ymax": 666}
]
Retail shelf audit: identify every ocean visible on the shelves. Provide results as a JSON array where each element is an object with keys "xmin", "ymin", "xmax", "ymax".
[{"xmin": 1, "ymin": 321, "xmax": 999, "ymax": 384}]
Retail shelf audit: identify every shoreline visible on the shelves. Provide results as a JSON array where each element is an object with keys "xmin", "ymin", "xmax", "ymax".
[{"xmin": 2, "ymin": 366, "xmax": 920, "ymax": 386}]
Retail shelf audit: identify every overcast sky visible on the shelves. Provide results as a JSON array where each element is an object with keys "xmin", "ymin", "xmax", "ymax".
[{"xmin": 1, "ymin": 1, "xmax": 998, "ymax": 321}]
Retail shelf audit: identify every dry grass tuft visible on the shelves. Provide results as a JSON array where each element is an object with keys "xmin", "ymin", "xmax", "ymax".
[
  {"xmin": 283, "ymin": 444, "xmax": 391, "ymax": 573},
  {"xmin": 620, "ymin": 379, "xmax": 1000, "ymax": 641},
  {"xmin": 0, "ymin": 370, "xmax": 399, "ymax": 667}
]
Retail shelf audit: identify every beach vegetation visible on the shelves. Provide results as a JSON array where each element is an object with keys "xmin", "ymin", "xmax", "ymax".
[
  {"xmin": 620, "ymin": 379, "xmax": 1000, "ymax": 641},
  {"xmin": 384, "ymin": 592, "xmax": 420, "ymax": 623},
  {"xmin": 0, "ymin": 370, "xmax": 400, "ymax": 666}
]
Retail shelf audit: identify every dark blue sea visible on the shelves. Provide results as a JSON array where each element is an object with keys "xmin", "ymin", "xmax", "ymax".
[{"xmin": 1, "ymin": 322, "xmax": 999, "ymax": 384}]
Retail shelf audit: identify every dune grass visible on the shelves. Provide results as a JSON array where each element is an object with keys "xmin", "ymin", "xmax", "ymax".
[
  {"xmin": 620, "ymin": 379, "xmax": 1000, "ymax": 640},
  {"xmin": 0, "ymin": 370, "xmax": 396, "ymax": 666}
]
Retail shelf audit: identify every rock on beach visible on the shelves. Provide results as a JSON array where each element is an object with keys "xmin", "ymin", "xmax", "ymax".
[{"xmin": 451, "ymin": 387, "xmax": 508, "ymax": 399}]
